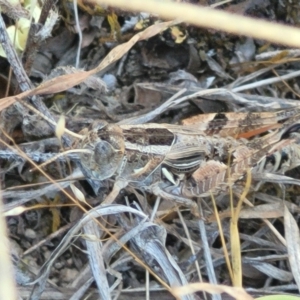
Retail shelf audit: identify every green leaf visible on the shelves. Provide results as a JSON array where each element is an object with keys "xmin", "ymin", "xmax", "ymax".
[{"xmin": 256, "ymin": 296, "xmax": 300, "ymax": 300}]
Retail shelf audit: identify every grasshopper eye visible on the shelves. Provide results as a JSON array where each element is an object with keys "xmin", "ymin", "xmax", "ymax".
[
  {"xmin": 94, "ymin": 141, "xmax": 115, "ymax": 161},
  {"xmin": 79, "ymin": 147, "xmax": 93, "ymax": 166}
]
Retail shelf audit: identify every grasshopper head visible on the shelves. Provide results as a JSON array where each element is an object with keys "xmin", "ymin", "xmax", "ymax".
[{"xmin": 79, "ymin": 121, "xmax": 125, "ymax": 180}]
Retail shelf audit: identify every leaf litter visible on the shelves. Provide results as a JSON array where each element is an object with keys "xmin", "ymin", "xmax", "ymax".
[{"xmin": 1, "ymin": 1, "xmax": 300, "ymax": 299}]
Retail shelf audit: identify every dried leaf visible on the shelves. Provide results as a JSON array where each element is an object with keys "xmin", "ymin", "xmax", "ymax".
[
  {"xmin": 0, "ymin": 19, "xmax": 179, "ymax": 112},
  {"xmin": 238, "ymin": 202, "xmax": 285, "ymax": 219}
]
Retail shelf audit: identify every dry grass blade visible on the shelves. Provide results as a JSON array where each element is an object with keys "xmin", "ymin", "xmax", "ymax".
[
  {"xmin": 195, "ymin": 202, "xmax": 220, "ymax": 300},
  {"xmin": 207, "ymin": 202, "xmax": 299, "ymax": 221},
  {"xmin": 211, "ymin": 193, "xmax": 234, "ymax": 282},
  {"xmin": 0, "ymin": 189, "xmax": 18, "ymax": 300},
  {"xmin": 3, "ymin": 206, "xmax": 26, "ymax": 217},
  {"xmin": 245, "ymin": 260, "xmax": 293, "ymax": 282},
  {"xmin": 83, "ymin": 221, "xmax": 110, "ymax": 299},
  {"xmin": 230, "ymin": 169, "xmax": 251, "ymax": 287},
  {"xmin": 238, "ymin": 203, "xmax": 289, "ymax": 219},
  {"xmin": 172, "ymin": 282, "xmax": 254, "ymax": 300},
  {"xmin": 284, "ymin": 205, "xmax": 300, "ymax": 292},
  {"xmin": 95, "ymin": 0, "xmax": 300, "ymax": 47},
  {"xmin": 177, "ymin": 208, "xmax": 202, "ymax": 289}
]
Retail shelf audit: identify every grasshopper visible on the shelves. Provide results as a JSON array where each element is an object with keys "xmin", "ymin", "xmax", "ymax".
[{"xmin": 76, "ymin": 107, "xmax": 300, "ymax": 212}]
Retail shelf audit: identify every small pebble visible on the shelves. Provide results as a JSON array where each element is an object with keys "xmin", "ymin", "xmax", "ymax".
[
  {"xmin": 60, "ymin": 268, "xmax": 78, "ymax": 283},
  {"xmin": 54, "ymin": 261, "xmax": 64, "ymax": 269},
  {"xmin": 24, "ymin": 228, "xmax": 36, "ymax": 240},
  {"xmin": 102, "ymin": 74, "xmax": 117, "ymax": 91}
]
